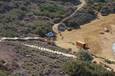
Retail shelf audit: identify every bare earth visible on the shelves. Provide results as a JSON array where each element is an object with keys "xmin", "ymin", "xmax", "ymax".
[
  {"xmin": 0, "ymin": 42, "xmax": 17, "ymax": 62},
  {"xmin": 55, "ymin": 14, "xmax": 115, "ymax": 60}
]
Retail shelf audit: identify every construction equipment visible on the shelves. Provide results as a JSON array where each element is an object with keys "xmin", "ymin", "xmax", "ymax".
[{"xmin": 76, "ymin": 41, "xmax": 88, "ymax": 49}]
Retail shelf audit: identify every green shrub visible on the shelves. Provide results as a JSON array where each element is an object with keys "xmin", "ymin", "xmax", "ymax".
[
  {"xmin": 64, "ymin": 60, "xmax": 115, "ymax": 76},
  {"xmin": 33, "ymin": 20, "xmax": 52, "ymax": 37},
  {"xmin": 0, "ymin": 70, "xmax": 8, "ymax": 76},
  {"xmin": 105, "ymin": 59, "xmax": 115, "ymax": 64},
  {"xmin": 76, "ymin": 49, "xmax": 93, "ymax": 62},
  {"xmin": 39, "ymin": 3, "xmax": 65, "ymax": 17}
]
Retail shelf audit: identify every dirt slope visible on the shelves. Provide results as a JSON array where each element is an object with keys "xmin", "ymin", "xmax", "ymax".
[{"xmin": 55, "ymin": 14, "xmax": 115, "ymax": 59}]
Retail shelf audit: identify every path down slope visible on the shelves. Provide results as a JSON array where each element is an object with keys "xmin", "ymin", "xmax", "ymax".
[
  {"xmin": 0, "ymin": 37, "xmax": 42, "ymax": 42},
  {"xmin": 0, "ymin": 37, "xmax": 76, "ymax": 58},
  {"xmin": 52, "ymin": 0, "xmax": 86, "ymax": 33},
  {"xmin": 61, "ymin": 0, "xmax": 86, "ymax": 22},
  {"xmin": 23, "ymin": 44, "xmax": 76, "ymax": 58}
]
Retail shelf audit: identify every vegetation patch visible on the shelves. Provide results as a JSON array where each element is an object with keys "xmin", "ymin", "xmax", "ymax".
[
  {"xmin": 0, "ymin": 70, "xmax": 8, "ymax": 76},
  {"xmin": 39, "ymin": 3, "xmax": 65, "ymax": 17},
  {"xmin": 105, "ymin": 59, "xmax": 115, "ymax": 64},
  {"xmin": 64, "ymin": 60, "xmax": 115, "ymax": 76}
]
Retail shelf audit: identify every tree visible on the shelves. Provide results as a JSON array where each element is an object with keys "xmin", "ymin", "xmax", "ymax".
[{"xmin": 77, "ymin": 49, "xmax": 93, "ymax": 62}]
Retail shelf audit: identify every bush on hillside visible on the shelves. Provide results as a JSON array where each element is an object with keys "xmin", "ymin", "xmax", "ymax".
[
  {"xmin": 64, "ymin": 60, "xmax": 115, "ymax": 76},
  {"xmin": 39, "ymin": 3, "xmax": 65, "ymax": 17},
  {"xmin": 76, "ymin": 49, "xmax": 93, "ymax": 62},
  {"xmin": 0, "ymin": 70, "xmax": 8, "ymax": 76}
]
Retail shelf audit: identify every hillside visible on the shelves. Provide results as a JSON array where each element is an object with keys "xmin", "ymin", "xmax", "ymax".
[
  {"xmin": 0, "ymin": 0, "xmax": 115, "ymax": 76},
  {"xmin": 0, "ymin": 0, "xmax": 114, "ymax": 37},
  {"xmin": 0, "ymin": 0, "xmax": 105, "ymax": 37},
  {"xmin": 0, "ymin": 0, "xmax": 80, "ymax": 37},
  {"xmin": 56, "ymin": 14, "xmax": 115, "ymax": 59}
]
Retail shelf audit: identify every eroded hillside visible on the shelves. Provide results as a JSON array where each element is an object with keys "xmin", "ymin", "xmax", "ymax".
[{"xmin": 0, "ymin": 0, "xmax": 115, "ymax": 76}]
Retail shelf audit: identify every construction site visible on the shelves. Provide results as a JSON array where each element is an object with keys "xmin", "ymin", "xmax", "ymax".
[
  {"xmin": 0, "ymin": 0, "xmax": 115, "ymax": 75},
  {"xmin": 55, "ymin": 14, "xmax": 115, "ymax": 60}
]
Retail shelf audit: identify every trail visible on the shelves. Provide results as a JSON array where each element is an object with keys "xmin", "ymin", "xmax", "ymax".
[
  {"xmin": 23, "ymin": 44, "xmax": 76, "ymax": 58},
  {"xmin": 0, "ymin": 37, "xmax": 42, "ymax": 41},
  {"xmin": 0, "ymin": 37, "xmax": 76, "ymax": 58},
  {"xmin": 61, "ymin": 0, "xmax": 86, "ymax": 22},
  {"xmin": 52, "ymin": 0, "xmax": 86, "ymax": 33},
  {"xmin": 0, "ymin": 0, "xmax": 86, "ymax": 59}
]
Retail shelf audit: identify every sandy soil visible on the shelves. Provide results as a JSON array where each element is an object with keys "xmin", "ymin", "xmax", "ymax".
[{"xmin": 55, "ymin": 14, "xmax": 115, "ymax": 59}]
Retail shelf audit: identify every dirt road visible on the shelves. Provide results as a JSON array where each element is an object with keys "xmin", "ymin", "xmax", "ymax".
[
  {"xmin": 52, "ymin": 0, "xmax": 86, "ymax": 33},
  {"xmin": 61, "ymin": 0, "xmax": 86, "ymax": 22}
]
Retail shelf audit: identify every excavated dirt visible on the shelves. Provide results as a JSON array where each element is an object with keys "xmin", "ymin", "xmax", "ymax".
[{"xmin": 55, "ymin": 14, "xmax": 115, "ymax": 59}]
